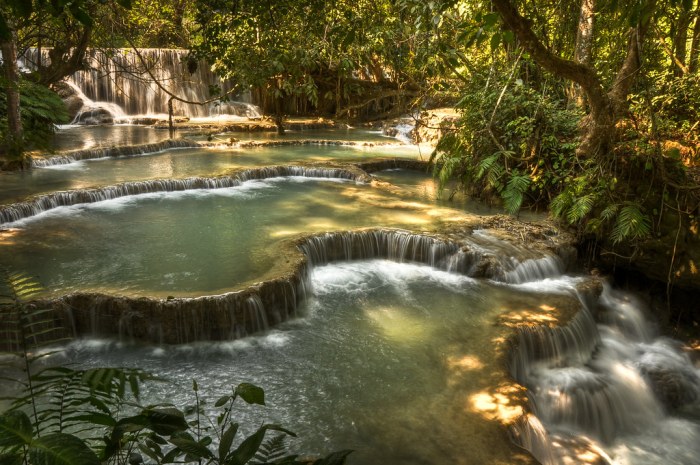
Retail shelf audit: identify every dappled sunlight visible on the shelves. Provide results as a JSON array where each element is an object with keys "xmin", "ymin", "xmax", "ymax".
[
  {"xmin": 0, "ymin": 228, "xmax": 21, "ymax": 245},
  {"xmin": 364, "ymin": 306, "xmax": 432, "ymax": 343},
  {"xmin": 497, "ymin": 303, "xmax": 561, "ymax": 328},
  {"xmin": 446, "ymin": 354, "xmax": 484, "ymax": 371},
  {"xmin": 468, "ymin": 383, "xmax": 528, "ymax": 425}
]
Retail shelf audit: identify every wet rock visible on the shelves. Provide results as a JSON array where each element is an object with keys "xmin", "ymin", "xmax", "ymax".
[
  {"xmin": 640, "ymin": 363, "xmax": 700, "ymax": 410},
  {"xmin": 638, "ymin": 341, "xmax": 700, "ymax": 410},
  {"xmin": 74, "ymin": 107, "xmax": 114, "ymax": 125}
]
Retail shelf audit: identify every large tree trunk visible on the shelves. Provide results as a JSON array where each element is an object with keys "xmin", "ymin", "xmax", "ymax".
[
  {"xmin": 39, "ymin": 26, "xmax": 92, "ymax": 86},
  {"xmin": 491, "ymin": 0, "xmax": 654, "ymax": 159},
  {"xmin": 569, "ymin": 0, "xmax": 596, "ymax": 107},
  {"xmin": 671, "ymin": 7, "xmax": 693, "ymax": 76},
  {"xmin": 689, "ymin": 1, "xmax": 700, "ymax": 73},
  {"xmin": 1, "ymin": 27, "xmax": 24, "ymax": 166}
]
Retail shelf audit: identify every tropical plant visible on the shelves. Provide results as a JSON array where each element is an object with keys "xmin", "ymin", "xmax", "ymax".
[{"xmin": 0, "ymin": 271, "xmax": 351, "ymax": 465}]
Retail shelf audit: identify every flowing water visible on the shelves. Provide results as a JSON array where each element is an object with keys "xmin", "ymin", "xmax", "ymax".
[
  {"xmin": 2, "ymin": 125, "xmax": 700, "ymax": 464},
  {"xmin": 3, "ymin": 132, "xmax": 417, "ymax": 204},
  {"xmin": 56, "ymin": 260, "xmax": 567, "ymax": 465}
]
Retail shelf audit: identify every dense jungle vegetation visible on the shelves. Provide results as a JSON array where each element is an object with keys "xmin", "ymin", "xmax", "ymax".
[{"xmin": 1, "ymin": 1, "xmax": 700, "ymax": 463}]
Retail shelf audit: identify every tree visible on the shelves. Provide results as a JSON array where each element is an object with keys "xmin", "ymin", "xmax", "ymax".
[
  {"xmin": 0, "ymin": 0, "xmax": 133, "ymax": 168},
  {"xmin": 192, "ymin": 0, "xmax": 434, "ymax": 131}
]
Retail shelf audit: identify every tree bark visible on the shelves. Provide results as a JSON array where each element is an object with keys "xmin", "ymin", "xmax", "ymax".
[
  {"xmin": 672, "ymin": 7, "xmax": 693, "ymax": 76},
  {"xmin": 491, "ymin": 0, "xmax": 655, "ymax": 159},
  {"xmin": 38, "ymin": 26, "xmax": 92, "ymax": 86},
  {"xmin": 689, "ymin": 1, "xmax": 700, "ymax": 73},
  {"xmin": 570, "ymin": 0, "xmax": 596, "ymax": 106},
  {"xmin": 1, "ymin": 27, "xmax": 24, "ymax": 164}
]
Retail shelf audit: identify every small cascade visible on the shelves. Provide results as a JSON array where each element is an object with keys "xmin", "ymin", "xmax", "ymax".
[
  {"xmin": 63, "ymin": 81, "xmax": 127, "ymax": 124},
  {"xmin": 503, "ymin": 255, "xmax": 566, "ymax": 284},
  {"xmin": 31, "ymin": 139, "xmax": 201, "ymax": 167},
  {"xmin": 0, "ymin": 166, "xmax": 368, "ymax": 226},
  {"xmin": 299, "ymin": 230, "xmax": 461, "ymax": 270},
  {"xmin": 509, "ymin": 283, "xmax": 700, "ymax": 464},
  {"xmin": 20, "ymin": 48, "xmax": 261, "ymax": 121}
]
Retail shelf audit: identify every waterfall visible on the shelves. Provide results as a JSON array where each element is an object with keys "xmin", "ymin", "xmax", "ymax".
[
  {"xmin": 0, "ymin": 166, "xmax": 370, "ymax": 225},
  {"xmin": 508, "ymin": 283, "xmax": 700, "ymax": 464},
  {"xmin": 20, "ymin": 48, "xmax": 262, "ymax": 121},
  {"xmin": 31, "ymin": 139, "xmax": 201, "ymax": 167}
]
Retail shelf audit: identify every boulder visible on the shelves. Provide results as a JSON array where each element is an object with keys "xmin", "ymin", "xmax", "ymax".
[{"xmin": 73, "ymin": 107, "xmax": 114, "ymax": 125}]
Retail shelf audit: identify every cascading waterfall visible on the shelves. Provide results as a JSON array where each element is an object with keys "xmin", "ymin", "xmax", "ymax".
[
  {"xmin": 31, "ymin": 139, "xmax": 201, "ymax": 167},
  {"xmin": 509, "ymin": 282, "xmax": 700, "ymax": 464},
  {"xmin": 20, "ymin": 48, "xmax": 262, "ymax": 121},
  {"xmin": 2, "ymin": 228, "xmax": 570, "ymax": 348},
  {"xmin": 0, "ymin": 166, "xmax": 370, "ymax": 225}
]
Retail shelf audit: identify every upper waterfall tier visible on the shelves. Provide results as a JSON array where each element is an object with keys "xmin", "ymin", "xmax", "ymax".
[{"xmin": 20, "ymin": 48, "xmax": 261, "ymax": 121}]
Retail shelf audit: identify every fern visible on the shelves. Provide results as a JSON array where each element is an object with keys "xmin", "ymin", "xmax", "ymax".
[
  {"xmin": 600, "ymin": 204, "xmax": 619, "ymax": 222},
  {"xmin": 610, "ymin": 204, "xmax": 652, "ymax": 244},
  {"xmin": 501, "ymin": 172, "xmax": 531, "ymax": 215},
  {"xmin": 566, "ymin": 193, "xmax": 595, "ymax": 223},
  {"xmin": 252, "ymin": 434, "xmax": 290, "ymax": 464},
  {"xmin": 550, "ymin": 189, "xmax": 574, "ymax": 219}
]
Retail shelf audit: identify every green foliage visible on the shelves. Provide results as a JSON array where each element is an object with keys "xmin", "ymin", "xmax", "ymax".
[
  {"xmin": 431, "ymin": 60, "xmax": 580, "ymax": 215},
  {"xmin": 610, "ymin": 204, "xmax": 652, "ymax": 244},
  {"xmin": 0, "ymin": 79, "xmax": 69, "ymax": 154}
]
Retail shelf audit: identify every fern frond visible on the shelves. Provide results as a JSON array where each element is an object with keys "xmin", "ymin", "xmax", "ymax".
[
  {"xmin": 610, "ymin": 204, "xmax": 652, "ymax": 244},
  {"xmin": 253, "ymin": 434, "xmax": 289, "ymax": 465},
  {"xmin": 600, "ymin": 204, "xmax": 619, "ymax": 222},
  {"xmin": 566, "ymin": 194, "xmax": 595, "ymax": 223},
  {"xmin": 502, "ymin": 172, "xmax": 531, "ymax": 215},
  {"xmin": 476, "ymin": 154, "xmax": 499, "ymax": 180}
]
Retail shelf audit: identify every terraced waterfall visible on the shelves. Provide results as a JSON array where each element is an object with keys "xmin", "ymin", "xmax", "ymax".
[{"xmin": 2, "ymin": 124, "xmax": 699, "ymax": 464}]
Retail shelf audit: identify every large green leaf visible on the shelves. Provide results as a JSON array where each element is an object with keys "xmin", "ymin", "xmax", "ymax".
[
  {"xmin": 169, "ymin": 436, "xmax": 214, "ymax": 460},
  {"xmin": 142, "ymin": 407, "xmax": 188, "ymax": 436},
  {"xmin": 0, "ymin": 411, "xmax": 32, "ymax": 448},
  {"xmin": 236, "ymin": 383, "xmax": 265, "ymax": 406},
  {"xmin": 226, "ymin": 425, "xmax": 295, "ymax": 465},
  {"xmin": 29, "ymin": 433, "xmax": 100, "ymax": 465},
  {"xmin": 219, "ymin": 422, "xmax": 239, "ymax": 461}
]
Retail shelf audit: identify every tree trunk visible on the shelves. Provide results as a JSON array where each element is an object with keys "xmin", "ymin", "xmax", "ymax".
[
  {"xmin": 491, "ymin": 0, "xmax": 654, "ymax": 159},
  {"xmin": 274, "ymin": 93, "xmax": 285, "ymax": 135},
  {"xmin": 1, "ymin": 27, "xmax": 24, "ymax": 166},
  {"xmin": 39, "ymin": 26, "xmax": 92, "ymax": 86},
  {"xmin": 689, "ymin": 1, "xmax": 700, "ymax": 73},
  {"xmin": 569, "ymin": 0, "xmax": 596, "ymax": 107},
  {"xmin": 672, "ymin": 7, "xmax": 693, "ymax": 76}
]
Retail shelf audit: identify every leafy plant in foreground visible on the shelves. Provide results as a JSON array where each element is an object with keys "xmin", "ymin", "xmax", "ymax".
[{"xmin": 0, "ymin": 271, "xmax": 351, "ymax": 465}]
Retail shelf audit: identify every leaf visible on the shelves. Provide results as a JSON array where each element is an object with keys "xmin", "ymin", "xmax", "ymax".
[
  {"xmin": 611, "ymin": 204, "xmax": 651, "ymax": 244},
  {"xmin": 566, "ymin": 194, "xmax": 594, "ymax": 223},
  {"xmin": 0, "ymin": 411, "xmax": 32, "ymax": 448},
  {"xmin": 502, "ymin": 173, "xmax": 531, "ymax": 215},
  {"xmin": 29, "ymin": 433, "xmax": 100, "ymax": 465},
  {"xmin": 215, "ymin": 395, "xmax": 232, "ymax": 407},
  {"xmin": 142, "ymin": 407, "xmax": 189, "ymax": 436},
  {"xmin": 236, "ymin": 383, "xmax": 265, "ymax": 405},
  {"xmin": 219, "ymin": 423, "xmax": 239, "ymax": 461},
  {"xmin": 169, "ymin": 437, "xmax": 214, "ymax": 460},
  {"xmin": 253, "ymin": 434, "xmax": 287, "ymax": 464},
  {"xmin": 312, "ymin": 450, "xmax": 353, "ymax": 465},
  {"xmin": 65, "ymin": 413, "xmax": 116, "ymax": 428},
  {"xmin": 227, "ymin": 425, "xmax": 295, "ymax": 465}
]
